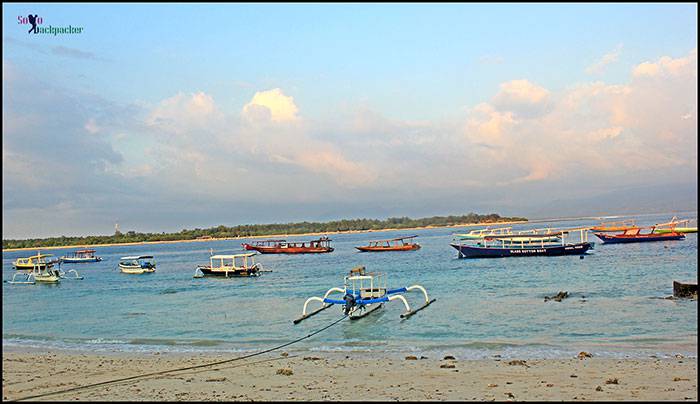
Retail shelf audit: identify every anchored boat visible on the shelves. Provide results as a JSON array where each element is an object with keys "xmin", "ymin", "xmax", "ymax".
[
  {"xmin": 119, "ymin": 255, "xmax": 156, "ymax": 274},
  {"xmin": 451, "ymin": 228, "xmax": 592, "ymax": 258},
  {"xmin": 355, "ymin": 235, "xmax": 421, "ymax": 252},
  {"xmin": 294, "ymin": 266, "xmax": 435, "ymax": 324},
  {"xmin": 13, "ymin": 253, "xmax": 56, "ymax": 270},
  {"xmin": 60, "ymin": 249, "xmax": 102, "ymax": 263},
  {"xmin": 194, "ymin": 253, "xmax": 263, "ymax": 278},
  {"xmin": 242, "ymin": 237, "xmax": 334, "ymax": 254},
  {"xmin": 594, "ymin": 226, "xmax": 685, "ymax": 244},
  {"xmin": 7, "ymin": 262, "xmax": 83, "ymax": 285}
]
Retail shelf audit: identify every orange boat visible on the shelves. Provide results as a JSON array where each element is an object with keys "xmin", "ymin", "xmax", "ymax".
[
  {"xmin": 241, "ymin": 237, "xmax": 334, "ymax": 254},
  {"xmin": 355, "ymin": 235, "xmax": 421, "ymax": 252},
  {"xmin": 590, "ymin": 219, "xmax": 637, "ymax": 232}
]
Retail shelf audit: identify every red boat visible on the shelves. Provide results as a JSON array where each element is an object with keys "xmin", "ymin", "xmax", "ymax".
[
  {"xmin": 594, "ymin": 227, "xmax": 686, "ymax": 244},
  {"xmin": 355, "ymin": 235, "xmax": 421, "ymax": 252},
  {"xmin": 241, "ymin": 237, "xmax": 334, "ymax": 254}
]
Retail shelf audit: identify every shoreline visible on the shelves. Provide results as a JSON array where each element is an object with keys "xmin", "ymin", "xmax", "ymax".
[
  {"xmin": 0, "ymin": 220, "xmax": 529, "ymax": 253},
  {"xmin": 2, "ymin": 350, "xmax": 696, "ymax": 401},
  {"xmin": 4, "ymin": 211, "xmax": 696, "ymax": 252}
]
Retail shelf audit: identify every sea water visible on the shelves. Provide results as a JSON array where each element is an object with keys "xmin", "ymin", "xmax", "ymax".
[{"xmin": 3, "ymin": 213, "xmax": 697, "ymax": 359}]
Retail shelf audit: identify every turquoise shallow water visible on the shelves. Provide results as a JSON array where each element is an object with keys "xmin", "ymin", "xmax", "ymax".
[{"xmin": 3, "ymin": 214, "xmax": 697, "ymax": 359}]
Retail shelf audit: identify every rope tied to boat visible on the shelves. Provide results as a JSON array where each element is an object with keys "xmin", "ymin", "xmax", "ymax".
[{"xmin": 8, "ymin": 314, "xmax": 348, "ymax": 402}]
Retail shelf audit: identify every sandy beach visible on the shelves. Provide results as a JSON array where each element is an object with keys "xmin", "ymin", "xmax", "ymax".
[{"xmin": 2, "ymin": 350, "xmax": 696, "ymax": 401}]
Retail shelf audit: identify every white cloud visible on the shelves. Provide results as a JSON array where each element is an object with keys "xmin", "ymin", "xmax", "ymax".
[
  {"xmin": 242, "ymin": 88, "xmax": 299, "ymax": 123},
  {"xmin": 586, "ymin": 43, "xmax": 623, "ymax": 75}
]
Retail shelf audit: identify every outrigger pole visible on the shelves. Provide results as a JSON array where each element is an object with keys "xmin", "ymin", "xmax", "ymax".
[{"xmin": 294, "ymin": 284, "xmax": 435, "ymax": 324}]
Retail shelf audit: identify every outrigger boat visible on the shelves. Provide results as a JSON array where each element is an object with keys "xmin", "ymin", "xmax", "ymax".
[
  {"xmin": 242, "ymin": 237, "xmax": 334, "ymax": 254},
  {"xmin": 355, "ymin": 235, "xmax": 421, "ymax": 252},
  {"xmin": 451, "ymin": 228, "xmax": 592, "ymax": 258},
  {"xmin": 594, "ymin": 226, "xmax": 685, "ymax": 244},
  {"xmin": 193, "ymin": 253, "xmax": 263, "ymax": 278},
  {"xmin": 294, "ymin": 266, "xmax": 435, "ymax": 324},
  {"xmin": 60, "ymin": 249, "xmax": 102, "ymax": 263},
  {"xmin": 7, "ymin": 262, "xmax": 83, "ymax": 285},
  {"xmin": 118, "ymin": 255, "xmax": 156, "ymax": 274},
  {"xmin": 590, "ymin": 219, "xmax": 637, "ymax": 232},
  {"xmin": 13, "ymin": 253, "xmax": 56, "ymax": 270},
  {"xmin": 653, "ymin": 217, "xmax": 697, "ymax": 234}
]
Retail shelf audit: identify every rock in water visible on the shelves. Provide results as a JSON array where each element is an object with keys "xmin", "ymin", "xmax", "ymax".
[
  {"xmin": 544, "ymin": 291, "xmax": 569, "ymax": 302},
  {"xmin": 673, "ymin": 281, "xmax": 698, "ymax": 299}
]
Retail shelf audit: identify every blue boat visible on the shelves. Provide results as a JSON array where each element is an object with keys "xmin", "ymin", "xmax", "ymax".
[
  {"xmin": 60, "ymin": 249, "xmax": 102, "ymax": 263},
  {"xmin": 451, "ymin": 228, "xmax": 593, "ymax": 259}
]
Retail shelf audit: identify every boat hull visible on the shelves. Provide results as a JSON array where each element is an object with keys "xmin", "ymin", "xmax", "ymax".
[
  {"xmin": 119, "ymin": 264, "xmax": 156, "ymax": 274},
  {"xmin": 247, "ymin": 246, "xmax": 334, "ymax": 254},
  {"xmin": 451, "ymin": 242, "xmax": 592, "ymax": 258},
  {"xmin": 61, "ymin": 257, "xmax": 102, "ymax": 263},
  {"xmin": 594, "ymin": 233, "xmax": 685, "ymax": 244},
  {"xmin": 196, "ymin": 266, "xmax": 260, "ymax": 277},
  {"xmin": 355, "ymin": 245, "xmax": 420, "ymax": 252},
  {"xmin": 13, "ymin": 263, "xmax": 52, "ymax": 270}
]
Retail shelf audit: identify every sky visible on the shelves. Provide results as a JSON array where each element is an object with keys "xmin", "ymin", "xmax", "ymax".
[{"xmin": 2, "ymin": 3, "xmax": 698, "ymax": 239}]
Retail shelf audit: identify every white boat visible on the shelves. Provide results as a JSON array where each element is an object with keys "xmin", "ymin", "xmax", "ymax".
[
  {"xmin": 193, "ymin": 253, "xmax": 263, "ymax": 278},
  {"xmin": 454, "ymin": 227, "xmax": 513, "ymax": 239},
  {"xmin": 7, "ymin": 263, "xmax": 83, "ymax": 285},
  {"xmin": 119, "ymin": 255, "xmax": 156, "ymax": 274}
]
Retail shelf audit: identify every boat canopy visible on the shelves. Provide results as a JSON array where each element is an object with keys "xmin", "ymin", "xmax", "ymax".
[
  {"xmin": 211, "ymin": 253, "xmax": 257, "ymax": 259},
  {"xmin": 75, "ymin": 249, "xmax": 96, "ymax": 253},
  {"xmin": 367, "ymin": 235, "xmax": 418, "ymax": 243},
  {"xmin": 120, "ymin": 255, "xmax": 154, "ymax": 260},
  {"xmin": 28, "ymin": 253, "xmax": 53, "ymax": 259}
]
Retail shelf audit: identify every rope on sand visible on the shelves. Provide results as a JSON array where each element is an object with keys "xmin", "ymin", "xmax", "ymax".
[{"xmin": 9, "ymin": 315, "xmax": 348, "ymax": 402}]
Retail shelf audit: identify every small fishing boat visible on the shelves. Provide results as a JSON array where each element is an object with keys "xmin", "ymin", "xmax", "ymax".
[
  {"xmin": 355, "ymin": 235, "xmax": 421, "ymax": 252},
  {"xmin": 194, "ymin": 253, "xmax": 263, "ymax": 278},
  {"xmin": 13, "ymin": 253, "xmax": 55, "ymax": 270},
  {"xmin": 118, "ymin": 255, "xmax": 156, "ymax": 274},
  {"xmin": 590, "ymin": 219, "xmax": 637, "ymax": 232},
  {"xmin": 653, "ymin": 217, "xmax": 697, "ymax": 234},
  {"xmin": 7, "ymin": 263, "xmax": 83, "ymax": 285},
  {"xmin": 242, "ymin": 237, "xmax": 334, "ymax": 254},
  {"xmin": 60, "ymin": 249, "xmax": 102, "ymax": 263},
  {"xmin": 451, "ymin": 228, "xmax": 592, "ymax": 258},
  {"xmin": 594, "ymin": 227, "xmax": 685, "ymax": 244},
  {"xmin": 294, "ymin": 266, "xmax": 435, "ymax": 324}
]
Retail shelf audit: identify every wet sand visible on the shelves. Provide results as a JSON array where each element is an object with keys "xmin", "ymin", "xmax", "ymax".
[{"xmin": 3, "ymin": 350, "xmax": 696, "ymax": 401}]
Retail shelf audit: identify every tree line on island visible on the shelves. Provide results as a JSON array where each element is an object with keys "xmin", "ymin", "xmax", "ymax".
[{"xmin": 3, "ymin": 213, "xmax": 527, "ymax": 249}]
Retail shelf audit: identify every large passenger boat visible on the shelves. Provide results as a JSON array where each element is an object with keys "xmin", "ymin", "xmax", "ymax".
[
  {"xmin": 450, "ymin": 228, "xmax": 592, "ymax": 258},
  {"xmin": 241, "ymin": 237, "xmax": 334, "ymax": 254}
]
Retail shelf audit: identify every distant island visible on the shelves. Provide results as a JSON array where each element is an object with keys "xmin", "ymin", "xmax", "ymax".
[{"xmin": 2, "ymin": 213, "xmax": 527, "ymax": 250}]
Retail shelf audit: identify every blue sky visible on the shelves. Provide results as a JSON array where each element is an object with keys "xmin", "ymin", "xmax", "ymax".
[{"xmin": 3, "ymin": 3, "xmax": 698, "ymax": 238}]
